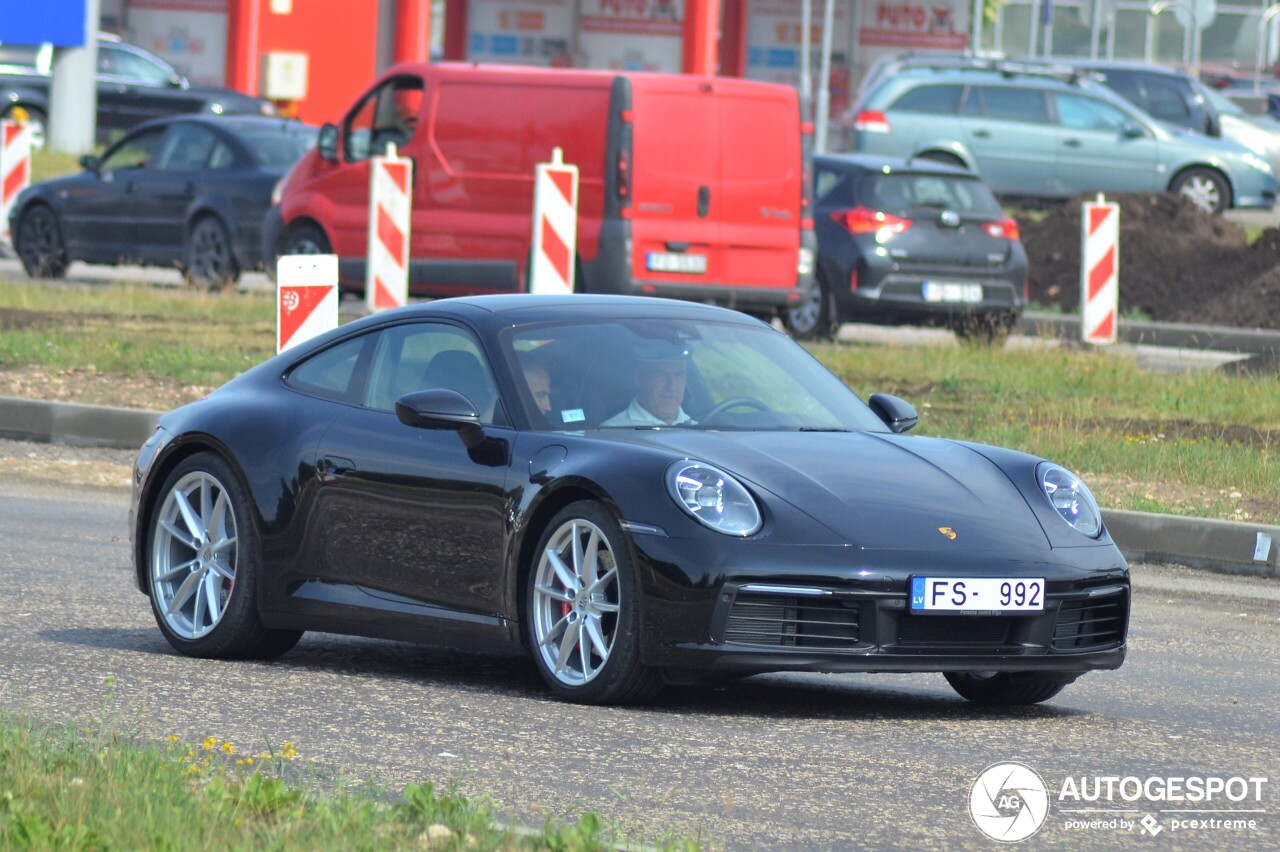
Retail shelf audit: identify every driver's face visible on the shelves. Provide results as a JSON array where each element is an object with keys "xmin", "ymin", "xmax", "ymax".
[{"xmin": 636, "ymin": 360, "xmax": 687, "ymax": 424}]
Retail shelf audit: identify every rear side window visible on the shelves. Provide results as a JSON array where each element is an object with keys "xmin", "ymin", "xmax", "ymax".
[
  {"xmin": 976, "ymin": 87, "xmax": 1050, "ymax": 123},
  {"xmin": 154, "ymin": 125, "xmax": 219, "ymax": 171},
  {"xmin": 891, "ymin": 85, "xmax": 963, "ymax": 115},
  {"xmin": 814, "ymin": 167, "xmax": 853, "ymax": 205},
  {"xmin": 287, "ymin": 335, "xmax": 372, "ymax": 404},
  {"xmin": 856, "ymin": 173, "xmax": 1002, "ymax": 216}
]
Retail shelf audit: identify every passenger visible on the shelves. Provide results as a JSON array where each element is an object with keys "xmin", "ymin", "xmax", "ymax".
[
  {"xmin": 523, "ymin": 362, "xmax": 553, "ymax": 415},
  {"xmin": 601, "ymin": 342, "xmax": 695, "ymax": 427}
]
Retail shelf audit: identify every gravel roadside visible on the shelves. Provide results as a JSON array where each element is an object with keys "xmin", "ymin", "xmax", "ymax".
[{"xmin": 0, "ymin": 437, "xmax": 134, "ymax": 490}]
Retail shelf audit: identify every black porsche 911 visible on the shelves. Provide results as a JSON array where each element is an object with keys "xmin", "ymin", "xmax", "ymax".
[{"xmin": 129, "ymin": 295, "xmax": 1129, "ymax": 706}]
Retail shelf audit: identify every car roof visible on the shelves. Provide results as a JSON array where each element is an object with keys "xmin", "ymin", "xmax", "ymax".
[
  {"xmin": 129, "ymin": 114, "xmax": 312, "ymax": 135},
  {"xmin": 891, "ymin": 66, "xmax": 1085, "ymax": 92},
  {"xmin": 814, "ymin": 152, "xmax": 977, "ymax": 177}
]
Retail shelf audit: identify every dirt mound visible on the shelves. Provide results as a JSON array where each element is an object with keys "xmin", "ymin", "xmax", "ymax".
[{"xmin": 1014, "ymin": 193, "xmax": 1280, "ymax": 330}]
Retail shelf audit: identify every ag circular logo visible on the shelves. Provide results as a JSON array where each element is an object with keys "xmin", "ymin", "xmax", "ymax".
[{"xmin": 969, "ymin": 762, "xmax": 1050, "ymax": 842}]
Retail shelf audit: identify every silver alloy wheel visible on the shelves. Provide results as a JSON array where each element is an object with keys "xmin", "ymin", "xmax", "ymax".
[
  {"xmin": 531, "ymin": 518, "xmax": 621, "ymax": 687},
  {"xmin": 150, "ymin": 470, "xmax": 239, "ymax": 640},
  {"xmin": 1178, "ymin": 175, "xmax": 1221, "ymax": 214}
]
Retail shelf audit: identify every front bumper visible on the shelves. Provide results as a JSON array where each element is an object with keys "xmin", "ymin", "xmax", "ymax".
[{"xmin": 630, "ymin": 536, "xmax": 1129, "ymax": 676}]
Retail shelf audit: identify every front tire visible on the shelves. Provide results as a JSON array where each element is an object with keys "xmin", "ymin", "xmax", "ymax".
[
  {"xmin": 146, "ymin": 452, "xmax": 301, "ymax": 660},
  {"xmin": 15, "ymin": 204, "xmax": 67, "ymax": 279},
  {"xmin": 184, "ymin": 216, "xmax": 239, "ymax": 290},
  {"xmin": 1171, "ymin": 167, "xmax": 1230, "ymax": 215},
  {"xmin": 944, "ymin": 671, "xmax": 1075, "ymax": 705},
  {"xmin": 526, "ymin": 501, "xmax": 661, "ymax": 704}
]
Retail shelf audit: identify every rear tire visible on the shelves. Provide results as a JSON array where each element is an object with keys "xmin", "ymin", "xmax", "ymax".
[
  {"xmin": 184, "ymin": 216, "xmax": 239, "ymax": 290},
  {"xmin": 783, "ymin": 273, "xmax": 837, "ymax": 340},
  {"xmin": 952, "ymin": 312, "xmax": 1014, "ymax": 345},
  {"xmin": 945, "ymin": 671, "xmax": 1075, "ymax": 705},
  {"xmin": 146, "ymin": 452, "xmax": 302, "ymax": 660},
  {"xmin": 15, "ymin": 204, "xmax": 67, "ymax": 279}
]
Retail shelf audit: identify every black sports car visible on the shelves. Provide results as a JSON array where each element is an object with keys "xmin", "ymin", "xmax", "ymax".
[
  {"xmin": 129, "ymin": 295, "xmax": 1129, "ymax": 706},
  {"xmin": 9, "ymin": 115, "xmax": 316, "ymax": 288}
]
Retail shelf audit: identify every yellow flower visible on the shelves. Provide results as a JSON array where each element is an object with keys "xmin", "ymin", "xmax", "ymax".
[
  {"xmin": 221, "ymin": 742, "xmax": 235, "ymax": 754},
  {"xmin": 166, "ymin": 735, "xmax": 180, "ymax": 743},
  {"xmin": 236, "ymin": 759, "xmax": 244, "ymax": 766},
  {"xmin": 203, "ymin": 737, "xmax": 217, "ymax": 751},
  {"xmin": 245, "ymin": 756, "xmax": 254, "ymax": 766}
]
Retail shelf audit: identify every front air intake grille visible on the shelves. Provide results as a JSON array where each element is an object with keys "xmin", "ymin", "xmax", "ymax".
[
  {"xmin": 897, "ymin": 616, "xmax": 1009, "ymax": 646},
  {"xmin": 724, "ymin": 595, "xmax": 860, "ymax": 649},
  {"xmin": 1053, "ymin": 594, "xmax": 1127, "ymax": 650}
]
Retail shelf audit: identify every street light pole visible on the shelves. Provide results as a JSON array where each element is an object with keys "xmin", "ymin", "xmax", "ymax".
[
  {"xmin": 1256, "ymin": 3, "xmax": 1280, "ymax": 94},
  {"xmin": 1149, "ymin": 0, "xmax": 1200, "ymax": 78}
]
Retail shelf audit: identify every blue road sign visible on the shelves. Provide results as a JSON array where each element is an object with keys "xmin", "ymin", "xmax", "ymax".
[{"xmin": 0, "ymin": 0, "xmax": 88, "ymax": 47}]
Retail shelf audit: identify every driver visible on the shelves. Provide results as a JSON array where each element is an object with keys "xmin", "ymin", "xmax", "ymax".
[{"xmin": 601, "ymin": 341, "xmax": 695, "ymax": 427}]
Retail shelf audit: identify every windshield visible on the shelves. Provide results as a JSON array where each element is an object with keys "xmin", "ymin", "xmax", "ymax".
[
  {"xmin": 504, "ymin": 318, "xmax": 888, "ymax": 433},
  {"xmin": 241, "ymin": 126, "xmax": 319, "ymax": 167}
]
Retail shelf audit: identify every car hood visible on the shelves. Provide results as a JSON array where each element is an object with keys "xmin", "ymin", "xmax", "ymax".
[
  {"xmin": 187, "ymin": 85, "xmax": 272, "ymax": 114},
  {"xmin": 604, "ymin": 429, "xmax": 1051, "ymax": 551}
]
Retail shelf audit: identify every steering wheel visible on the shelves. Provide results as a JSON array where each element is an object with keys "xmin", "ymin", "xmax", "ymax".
[{"xmin": 702, "ymin": 396, "xmax": 776, "ymax": 424}]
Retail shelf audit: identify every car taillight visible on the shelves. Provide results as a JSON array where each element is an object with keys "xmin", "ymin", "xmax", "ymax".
[
  {"xmin": 854, "ymin": 110, "xmax": 891, "ymax": 134},
  {"xmin": 983, "ymin": 217, "xmax": 1020, "ymax": 240},
  {"xmin": 832, "ymin": 206, "xmax": 912, "ymax": 235},
  {"xmin": 850, "ymin": 267, "xmax": 859, "ymax": 292}
]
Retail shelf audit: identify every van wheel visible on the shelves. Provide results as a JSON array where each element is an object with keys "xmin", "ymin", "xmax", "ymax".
[
  {"xmin": 783, "ymin": 274, "xmax": 836, "ymax": 340},
  {"xmin": 281, "ymin": 223, "xmax": 331, "ymax": 257}
]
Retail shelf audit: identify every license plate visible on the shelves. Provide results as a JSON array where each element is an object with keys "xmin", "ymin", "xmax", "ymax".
[
  {"xmin": 922, "ymin": 282, "xmax": 983, "ymax": 303},
  {"xmin": 647, "ymin": 252, "xmax": 707, "ymax": 274},
  {"xmin": 910, "ymin": 577, "xmax": 1045, "ymax": 613}
]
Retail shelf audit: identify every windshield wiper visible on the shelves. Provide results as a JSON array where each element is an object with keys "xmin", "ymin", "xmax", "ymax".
[{"xmin": 797, "ymin": 427, "xmax": 851, "ymax": 432}]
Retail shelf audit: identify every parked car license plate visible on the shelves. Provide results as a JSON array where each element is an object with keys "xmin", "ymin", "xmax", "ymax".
[
  {"xmin": 647, "ymin": 252, "xmax": 707, "ymax": 274},
  {"xmin": 922, "ymin": 282, "xmax": 983, "ymax": 303},
  {"xmin": 910, "ymin": 577, "xmax": 1045, "ymax": 613}
]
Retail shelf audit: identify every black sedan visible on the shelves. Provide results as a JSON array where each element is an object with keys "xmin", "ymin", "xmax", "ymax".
[
  {"xmin": 786, "ymin": 154, "xmax": 1030, "ymax": 342},
  {"xmin": 10, "ymin": 115, "xmax": 316, "ymax": 288},
  {"xmin": 129, "ymin": 295, "xmax": 1129, "ymax": 706}
]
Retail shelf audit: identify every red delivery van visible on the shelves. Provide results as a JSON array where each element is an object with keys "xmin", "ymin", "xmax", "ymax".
[{"xmin": 263, "ymin": 63, "xmax": 816, "ymax": 318}]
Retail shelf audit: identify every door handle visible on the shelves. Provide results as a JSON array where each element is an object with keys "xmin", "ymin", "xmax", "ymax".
[
  {"xmin": 972, "ymin": 129, "xmax": 991, "ymax": 139},
  {"xmin": 317, "ymin": 456, "xmax": 356, "ymax": 483},
  {"xmin": 1063, "ymin": 138, "xmax": 1083, "ymax": 147},
  {"xmin": 697, "ymin": 185, "xmax": 710, "ymax": 218}
]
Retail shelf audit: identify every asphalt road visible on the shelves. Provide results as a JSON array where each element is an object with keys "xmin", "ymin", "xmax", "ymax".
[{"xmin": 1, "ymin": 478, "xmax": 1276, "ymax": 849}]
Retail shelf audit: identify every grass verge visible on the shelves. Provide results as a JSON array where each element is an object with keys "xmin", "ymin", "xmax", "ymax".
[
  {"xmin": 0, "ymin": 711, "xmax": 694, "ymax": 850},
  {"xmin": 0, "ymin": 280, "xmax": 1275, "ymax": 523}
]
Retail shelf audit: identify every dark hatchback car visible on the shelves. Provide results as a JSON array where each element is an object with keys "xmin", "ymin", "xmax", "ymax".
[
  {"xmin": 786, "ymin": 154, "xmax": 1028, "ymax": 341},
  {"xmin": 0, "ymin": 35, "xmax": 275, "ymax": 148},
  {"xmin": 130, "ymin": 295, "xmax": 1129, "ymax": 707},
  {"xmin": 10, "ymin": 115, "xmax": 317, "ymax": 288}
]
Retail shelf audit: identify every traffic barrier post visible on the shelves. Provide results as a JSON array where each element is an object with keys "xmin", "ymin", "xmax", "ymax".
[
  {"xmin": 366, "ymin": 142, "xmax": 412, "ymax": 313},
  {"xmin": 1081, "ymin": 193, "xmax": 1119, "ymax": 345},
  {"xmin": 0, "ymin": 119, "xmax": 33, "ymax": 245},
  {"xmin": 529, "ymin": 147, "xmax": 579, "ymax": 295},
  {"xmin": 277, "ymin": 253, "xmax": 339, "ymax": 353}
]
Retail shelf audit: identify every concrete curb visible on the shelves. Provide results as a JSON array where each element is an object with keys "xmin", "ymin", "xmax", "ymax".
[
  {"xmin": 0, "ymin": 395, "xmax": 1274, "ymax": 579},
  {"xmin": 0, "ymin": 395, "xmax": 160, "ymax": 449},
  {"xmin": 1019, "ymin": 313, "xmax": 1280, "ymax": 356}
]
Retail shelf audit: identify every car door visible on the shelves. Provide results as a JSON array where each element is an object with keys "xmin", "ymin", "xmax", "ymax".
[
  {"xmin": 959, "ymin": 85, "xmax": 1061, "ymax": 196},
  {"xmin": 58, "ymin": 126, "xmax": 166, "ymax": 260},
  {"xmin": 310, "ymin": 321, "xmax": 512, "ymax": 619},
  {"xmin": 125, "ymin": 122, "xmax": 224, "ymax": 263},
  {"xmin": 1052, "ymin": 92, "xmax": 1164, "ymax": 195}
]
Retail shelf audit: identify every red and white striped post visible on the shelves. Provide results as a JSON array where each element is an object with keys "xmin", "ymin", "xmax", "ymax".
[
  {"xmin": 1081, "ymin": 193, "xmax": 1119, "ymax": 345},
  {"xmin": 529, "ymin": 147, "xmax": 579, "ymax": 295},
  {"xmin": 0, "ymin": 119, "xmax": 33, "ymax": 245},
  {"xmin": 366, "ymin": 142, "xmax": 413, "ymax": 313},
  {"xmin": 277, "ymin": 254, "xmax": 339, "ymax": 353}
]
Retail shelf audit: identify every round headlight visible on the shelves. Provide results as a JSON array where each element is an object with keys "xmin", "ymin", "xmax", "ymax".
[
  {"xmin": 1037, "ymin": 463, "xmax": 1102, "ymax": 537},
  {"xmin": 665, "ymin": 461, "xmax": 762, "ymax": 537}
]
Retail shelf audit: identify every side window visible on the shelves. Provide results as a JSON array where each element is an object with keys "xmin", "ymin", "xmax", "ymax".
[
  {"xmin": 208, "ymin": 141, "xmax": 235, "ymax": 170},
  {"xmin": 344, "ymin": 75, "xmax": 425, "ymax": 163},
  {"xmin": 153, "ymin": 125, "xmax": 220, "ymax": 171},
  {"xmin": 286, "ymin": 335, "xmax": 373, "ymax": 404},
  {"xmin": 1055, "ymin": 93, "xmax": 1129, "ymax": 132},
  {"xmin": 978, "ymin": 87, "xmax": 1050, "ymax": 123},
  {"xmin": 960, "ymin": 86, "xmax": 982, "ymax": 115},
  {"xmin": 100, "ymin": 46, "xmax": 172, "ymax": 86},
  {"xmin": 364, "ymin": 323, "xmax": 506, "ymax": 425},
  {"xmin": 892, "ymin": 84, "xmax": 963, "ymax": 115},
  {"xmin": 100, "ymin": 127, "xmax": 166, "ymax": 171},
  {"xmin": 813, "ymin": 168, "xmax": 850, "ymax": 205},
  {"xmin": 1145, "ymin": 79, "xmax": 1192, "ymax": 122}
]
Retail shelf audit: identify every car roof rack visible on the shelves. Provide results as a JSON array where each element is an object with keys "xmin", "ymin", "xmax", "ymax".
[{"xmin": 888, "ymin": 54, "xmax": 1097, "ymax": 85}]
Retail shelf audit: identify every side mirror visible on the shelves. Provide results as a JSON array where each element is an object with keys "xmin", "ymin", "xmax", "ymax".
[
  {"xmin": 170, "ymin": 74, "xmax": 189, "ymax": 90},
  {"xmin": 1121, "ymin": 121, "xmax": 1146, "ymax": 139},
  {"xmin": 318, "ymin": 123, "xmax": 339, "ymax": 162},
  {"xmin": 396, "ymin": 388, "xmax": 486, "ymax": 449},
  {"xmin": 868, "ymin": 393, "xmax": 918, "ymax": 434},
  {"xmin": 79, "ymin": 154, "xmax": 100, "ymax": 172}
]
